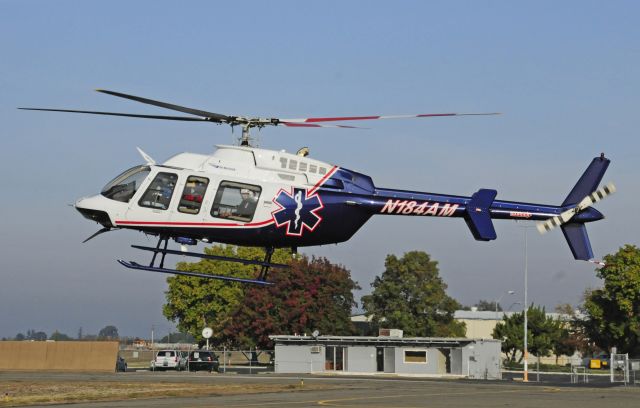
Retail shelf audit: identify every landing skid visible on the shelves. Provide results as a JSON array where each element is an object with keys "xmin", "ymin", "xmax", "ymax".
[
  {"xmin": 118, "ymin": 236, "xmax": 287, "ymax": 285},
  {"xmin": 118, "ymin": 260, "xmax": 274, "ymax": 285}
]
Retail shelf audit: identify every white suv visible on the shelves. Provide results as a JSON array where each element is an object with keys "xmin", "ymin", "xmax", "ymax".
[{"xmin": 151, "ymin": 350, "xmax": 183, "ymax": 371}]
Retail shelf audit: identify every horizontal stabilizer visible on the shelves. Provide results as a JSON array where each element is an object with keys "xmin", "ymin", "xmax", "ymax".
[
  {"xmin": 561, "ymin": 223, "xmax": 593, "ymax": 261},
  {"xmin": 464, "ymin": 189, "xmax": 497, "ymax": 241}
]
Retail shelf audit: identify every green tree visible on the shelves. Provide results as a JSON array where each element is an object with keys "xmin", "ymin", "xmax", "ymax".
[
  {"xmin": 159, "ymin": 332, "xmax": 196, "ymax": 343},
  {"xmin": 493, "ymin": 311, "xmax": 524, "ymax": 362},
  {"xmin": 475, "ymin": 299, "xmax": 502, "ymax": 311},
  {"xmin": 98, "ymin": 325, "xmax": 119, "ymax": 339},
  {"xmin": 224, "ymin": 255, "xmax": 359, "ymax": 348},
  {"xmin": 163, "ymin": 246, "xmax": 293, "ymax": 346},
  {"xmin": 361, "ymin": 251, "xmax": 465, "ymax": 337},
  {"xmin": 582, "ymin": 244, "xmax": 640, "ymax": 356},
  {"xmin": 49, "ymin": 331, "xmax": 72, "ymax": 341},
  {"xmin": 492, "ymin": 304, "xmax": 565, "ymax": 362}
]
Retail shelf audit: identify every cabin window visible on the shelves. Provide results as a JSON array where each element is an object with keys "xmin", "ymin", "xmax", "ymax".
[
  {"xmin": 289, "ymin": 159, "xmax": 298, "ymax": 170},
  {"xmin": 309, "ymin": 164, "xmax": 317, "ymax": 173},
  {"xmin": 319, "ymin": 167, "xmax": 327, "ymax": 175},
  {"xmin": 404, "ymin": 350, "xmax": 427, "ymax": 364},
  {"xmin": 210, "ymin": 181, "xmax": 261, "ymax": 222},
  {"xmin": 299, "ymin": 162, "xmax": 308, "ymax": 172},
  {"xmin": 279, "ymin": 157, "xmax": 288, "ymax": 169},
  {"xmin": 101, "ymin": 165, "xmax": 151, "ymax": 203},
  {"xmin": 178, "ymin": 176, "xmax": 209, "ymax": 214},
  {"xmin": 138, "ymin": 172, "xmax": 178, "ymax": 210}
]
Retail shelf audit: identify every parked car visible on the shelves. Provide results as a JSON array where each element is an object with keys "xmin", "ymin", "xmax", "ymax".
[
  {"xmin": 180, "ymin": 350, "xmax": 219, "ymax": 373},
  {"xmin": 116, "ymin": 356, "xmax": 127, "ymax": 372},
  {"xmin": 151, "ymin": 350, "xmax": 183, "ymax": 370}
]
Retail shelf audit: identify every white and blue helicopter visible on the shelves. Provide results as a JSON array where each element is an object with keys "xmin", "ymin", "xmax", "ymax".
[{"xmin": 21, "ymin": 90, "xmax": 615, "ymax": 285}]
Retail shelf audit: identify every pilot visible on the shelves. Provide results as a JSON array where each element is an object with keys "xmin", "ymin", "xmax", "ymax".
[
  {"xmin": 235, "ymin": 188, "xmax": 258, "ymax": 218},
  {"xmin": 220, "ymin": 188, "xmax": 258, "ymax": 219}
]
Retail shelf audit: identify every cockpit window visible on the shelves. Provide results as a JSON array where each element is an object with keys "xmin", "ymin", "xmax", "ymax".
[
  {"xmin": 138, "ymin": 172, "xmax": 178, "ymax": 210},
  {"xmin": 101, "ymin": 165, "xmax": 151, "ymax": 203},
  {"xmin": 210, "ymin": 181, "xmax": 261, "ymax": 222}
]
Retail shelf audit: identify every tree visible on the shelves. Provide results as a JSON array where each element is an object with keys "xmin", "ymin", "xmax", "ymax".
[
  {"xmin": 475, "ymin": 300, "xmax": 502, "ymax": 311},
  {"xmin": 492, "ymin": 304, "xmax": 565, "ymax": 362},
  {"xmin": 49, "ymin": 331, "xmax": 72, "ymax": 341},
  {"xmin": 98, "ymin": 325, "xmax": 119, "ymax": 339},
  {"xmin": 582, "ymin": 244, "xmax": 640, "ymax": 356},
  {"xmin": 14, "ymin": 333, "xmax": 25, "ymax": 341},
  {"xmin": 163, "ymin": 246, "xmax": 294, "ymax": 346},
  {"xmin": 224, "ymin": 255, "xmax": 359, "ymax": 348},
  {"xmin": 361, "ymin": 251, "xmax": 465, "ymax": 337},
  {"xmin": 160, "ymin": 332, "xmax": 196, "ymax": 343},
  {"xmin": 26, "ymin": 329, "xmax": 47, "ymax": 341}
]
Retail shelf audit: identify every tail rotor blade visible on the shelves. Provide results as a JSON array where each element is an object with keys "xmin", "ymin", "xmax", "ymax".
[{"xmin": 537, "ymin": 182, "xmax": 616, "ymax": 234}]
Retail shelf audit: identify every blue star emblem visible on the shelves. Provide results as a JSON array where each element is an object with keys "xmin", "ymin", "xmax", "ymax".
[{"xmin": 272, "ymin": 188, "xmax": 324, "ymax": 236}]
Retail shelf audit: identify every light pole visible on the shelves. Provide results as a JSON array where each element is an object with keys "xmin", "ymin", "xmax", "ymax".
[
  {"xmin": 495, "ymin": 290, "xmax": 515, "ymax": 313},
  {"xmin": 519, "ymin": 222, "xmax": 535, "ymax": 382}
]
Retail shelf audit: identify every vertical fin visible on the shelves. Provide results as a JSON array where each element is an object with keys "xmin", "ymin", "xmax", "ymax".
[
  {"xmin": 561, "ymin": 223, "xmax": 594, "ymax": 261},
  {"xmin": 562, "ymin": 156, "xmax": 610, "ymax": 206}
]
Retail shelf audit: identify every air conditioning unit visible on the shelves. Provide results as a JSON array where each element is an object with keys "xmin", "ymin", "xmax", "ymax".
[{"xmin": 310, "ymin": 345, "xmax": 322, "ymax": 354}]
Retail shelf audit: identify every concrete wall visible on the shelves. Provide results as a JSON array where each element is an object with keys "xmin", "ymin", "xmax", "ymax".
[
  {"xmin": 461, "ymin": 340, "xmax": 501, "ymax": 379},
  {"xmin": 0, "ymin": 341, "xmax": 119, "ymax": 372},
  {"xmin": 346, "ymin": 346, "xmax": 376, "ymax": 373},
  {"xmin": 459, "ymin": 319, "xmax": 497, "ymax": 338},
  {"xmin": 274, "ymin": 344, "xmax": 324, "ymax": 373}
]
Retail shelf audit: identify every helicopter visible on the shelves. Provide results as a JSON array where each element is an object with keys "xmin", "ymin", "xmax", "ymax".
[{"xmin": 20, "ymin": 90, "xmax": 615, "ymax": 285}]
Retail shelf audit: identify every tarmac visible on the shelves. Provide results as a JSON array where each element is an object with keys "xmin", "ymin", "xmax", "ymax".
[{"xmin": 2, "ymin": 370, "xmax": 638, "ymax": 408}]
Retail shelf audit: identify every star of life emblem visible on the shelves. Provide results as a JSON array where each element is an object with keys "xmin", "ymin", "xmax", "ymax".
[{"xmin": 272, "ymin": 187, "xmax": 324, "ymax": 236}]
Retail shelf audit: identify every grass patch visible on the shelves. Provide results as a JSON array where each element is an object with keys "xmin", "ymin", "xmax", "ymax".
[{"xmin": 0, "ymin": 380, "xmax": 335, "ymax": 406}]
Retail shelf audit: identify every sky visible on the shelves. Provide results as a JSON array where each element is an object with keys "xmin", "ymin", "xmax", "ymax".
[{"xmin": 1, "ymin": 1, "xmax": 638, "ymax": 339}]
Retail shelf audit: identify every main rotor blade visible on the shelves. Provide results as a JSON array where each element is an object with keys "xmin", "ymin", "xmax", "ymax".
[
  {"xmin": 279, "ymin": 122, "xmax": 367, "ymax": 129},
  {"xmin": 18, "ymin": 108, "xmax": 208, "ymax": 121},
  {"xmin": 280, "ymin": 112, "xmax": 500, "ymax": 123},
  {"xmin": 96, "ymin": 89, "xmax": 231, "ymax": 122}
]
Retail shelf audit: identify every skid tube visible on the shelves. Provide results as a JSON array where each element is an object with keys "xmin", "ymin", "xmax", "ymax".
[{"xmin": 118, "ymin": 236, "xmax": 287, "ymax": 285}]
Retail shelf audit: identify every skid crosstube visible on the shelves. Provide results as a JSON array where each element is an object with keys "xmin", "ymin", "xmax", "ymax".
[
  {"xmin": 131, "ymin": 245, "xmax": 290, "ymax": 269},
  {"xmin": 117, "ymin": 260, "xmax": 274, "ymax": 285}
]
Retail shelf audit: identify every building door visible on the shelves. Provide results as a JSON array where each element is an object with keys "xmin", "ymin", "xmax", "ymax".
[
  {"xmin": 325, "ymin": 346, "xmax": 346, "ymax": 371},
  {"xmin": 376, "ymin": 347, "xmax": 385, "ymax": 372}
]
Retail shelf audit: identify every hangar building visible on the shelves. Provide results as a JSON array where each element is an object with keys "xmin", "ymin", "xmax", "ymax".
[{"xmin": 270, "ymin": 333, "xmax": 501, "ymax": 379}]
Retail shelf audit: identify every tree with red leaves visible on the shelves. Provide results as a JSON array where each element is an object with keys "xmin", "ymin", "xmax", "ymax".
[{"xmin": 224, "ymin": 255, "xmax": 360, "ymax": 348}]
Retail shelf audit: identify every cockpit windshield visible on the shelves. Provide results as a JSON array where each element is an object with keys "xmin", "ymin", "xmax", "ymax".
[{"xmin": 101, "ymin": 165, "xmax": 151, "ymax": 203}]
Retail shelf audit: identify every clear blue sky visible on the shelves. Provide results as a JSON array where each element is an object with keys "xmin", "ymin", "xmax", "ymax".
[{"xmin": 1, "ymin": 0, "xmax": 638, "ymax": 339}]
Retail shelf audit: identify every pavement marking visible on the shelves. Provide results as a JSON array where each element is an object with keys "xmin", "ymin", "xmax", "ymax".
[{"xmin": 317, "ymin": 388, "xmax": 525, "ymax": 406}]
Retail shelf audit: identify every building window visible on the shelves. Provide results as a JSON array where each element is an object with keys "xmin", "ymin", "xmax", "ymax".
[
  {"xmin": 138, "ymin": 172, "xmax": 178, "ymax": 210},
  {"xmin": 178, "ymin": 176, "xmax": 209, "ymax": 214},
  {"xmin": 404, "ymin": 350, "xmax": 427, "ymax": 364},
  {"xmin": 210, "ymin": 181, "xmax": 261, "ymax": 222}
]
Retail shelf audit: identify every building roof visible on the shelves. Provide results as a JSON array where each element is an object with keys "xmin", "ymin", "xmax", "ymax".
[{"xmin": 269, "ymin": 335, "xmax": 500, "ymax": 347}]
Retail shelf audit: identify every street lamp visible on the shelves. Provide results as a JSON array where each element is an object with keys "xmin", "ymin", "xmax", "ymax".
[
  {"xmin": 519, "ymin": 222, "xmax": 535, "ymax": 383},
  {"xmin": 495, "ymin": 290, "xmax": 515, "ymax": 313}
]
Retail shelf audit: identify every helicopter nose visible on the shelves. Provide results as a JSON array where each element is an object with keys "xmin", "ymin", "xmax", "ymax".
[{"xmin": 75, "ymin": 195, "xmax": 114, "ymax": 228}]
